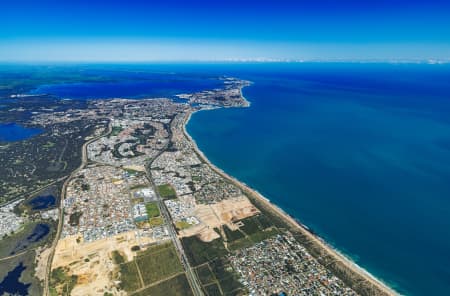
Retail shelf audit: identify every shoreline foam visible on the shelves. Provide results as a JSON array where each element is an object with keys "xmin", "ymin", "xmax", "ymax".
[{"xmin": 183, "ymin": 87, "xmax": 398, "ymax": 296}]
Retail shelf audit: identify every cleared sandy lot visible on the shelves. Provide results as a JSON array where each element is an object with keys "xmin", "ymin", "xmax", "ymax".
[
  {"xmin": 178, "ymin": 195, "xmax": 259, "ymax": 241},
  {"xmin": 51, "ymin": 230, "xmax": 161, "ymax": 296}
]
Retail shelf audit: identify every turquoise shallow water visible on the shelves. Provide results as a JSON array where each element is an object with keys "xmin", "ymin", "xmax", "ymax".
[{"xmin": 187, "ymin": 64, "xmax": 450, "ymax": 296}]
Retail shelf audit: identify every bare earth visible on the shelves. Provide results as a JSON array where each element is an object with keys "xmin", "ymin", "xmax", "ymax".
[
  {"xmin": 178, "ymin": 195, "xmax": 259, "ymax": 242},
  {"xmin": 52, "ymin": 231, "xmax": 162, "ymax": 296},
  {"xmin": 35, "ymin": 247, "xmax": 53, "ymax": 281}
]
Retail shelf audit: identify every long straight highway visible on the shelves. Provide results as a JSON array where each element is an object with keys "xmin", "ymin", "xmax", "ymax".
[{"xmin": 144, "ymin": 119, "xmax": 204, "ymax": 296}]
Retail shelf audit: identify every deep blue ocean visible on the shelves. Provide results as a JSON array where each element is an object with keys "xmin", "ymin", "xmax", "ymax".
[
  {"xmin": 186, "ymin": 63, "xmax": 450, "ymax": 296},
  {"xmin": 6, "ymin": 63, "xmax": 450, "ymax": 295}
]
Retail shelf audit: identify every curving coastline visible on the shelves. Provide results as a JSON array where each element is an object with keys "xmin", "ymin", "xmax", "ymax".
[{"xmin": 183, "ymin": 88, "xmax": 398, "ymax": 296}]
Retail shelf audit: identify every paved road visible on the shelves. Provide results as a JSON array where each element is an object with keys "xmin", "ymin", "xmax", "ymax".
[
  {"xmin": 144, "ymin": 118, "xmax": 204, "ymax": 296},
  {"xmin": 0, "ymin": 248, "xmax": 36, "ymax": 263},
  {"xmin": 43, "ymin": 117, "xmax": 203, "ymax": 295},
  {"xmin": 145, "ymin": 167, "xmax": 204, "ymax": 296},
  {"xmin": 43, "ymin": 123, "xmax": 112, "ymax": 296}
]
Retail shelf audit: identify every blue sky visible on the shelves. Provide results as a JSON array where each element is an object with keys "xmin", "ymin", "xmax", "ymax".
[{"xmin": 1, "ymin": 0, "xmax": 450, "ymax": 62}]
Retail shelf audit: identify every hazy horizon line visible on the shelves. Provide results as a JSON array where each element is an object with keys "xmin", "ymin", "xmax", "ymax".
[{"xmin": 1, "ymin": 58, "xmax": 449, "ymax": 65}]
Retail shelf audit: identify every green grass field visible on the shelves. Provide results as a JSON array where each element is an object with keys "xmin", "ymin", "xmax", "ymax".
[
  {"xmin": 124, "ymin": 168, "xmax": 141, "ymax": 175},
  {"xmin": 110, "ymin": 126, "xmax": 123, "ymax": 136},
  {"xmin": 248, "ymin": 227, "xmax": 279, "ymax": 243},
  {"xmin": 157, "ymin": 184, "xmax": 177, "ymax": 199},
  {"xmin": 175, "ymin": 220, "xmax": 192, "ymax": 230},
  {"xmin": 227, "ymin": 237, "xmax": 254, "ymax": 251},
  {"xmin": 118, "ymin": 261, "xmax": 142, "ymax": 292},
  {"xmin": 50, "ymin": 267, "xmax": 78, "ymax": 296},
  {"xmin": 181, "ymin": 235, "xmax": 228, "ymax": 266},
  {"xmin": 239, "ymin": 216, "xmax": 262, "ymax": 235},
  {"xmin": 196, "ymin": 264, "xmax": 216, "ymax": 285},
  {"xmin": 145, "ymin": 202, "xmax": 160, "ymax": 218},
  {"xmin": 254, "ymin": 214, "xmax": 273, "ymax": 229},
  {"xmin": 223, "ymin": 225, "xmax": 245, "ymax": 242},
  {"xmin": 204, "ymin": 283, "xmax": 222, "ymax": 296},
  {"xmin": 137, "ymin": 242, "xmax": 170, "ymax": 254},
  {"xmin": 133, "ymin": 273, "xmax": 193, "ymax": 296},
  {"xmin": 224, "ymin": 214, "xmax": 279, "ymax": 251},
  {"xmin": 209, "ymin": 259, "xmax": 243, "ymax": 295},
  {"xmin": 149, "ymin": 216, "xmax": 164, "ymax": 226},
  {"xmin": 135, "ymin": 243, "xmax": 183, "ymax": 285},
  {"xmin": 228, "ymin": 228, "xmax": 280, "ymax": 251}
]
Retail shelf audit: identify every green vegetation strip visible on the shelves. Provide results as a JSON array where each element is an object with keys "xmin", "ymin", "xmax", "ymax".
[
  {"xmin": 175, "ymin": 220, "xmax": 191, "ymax": 230},
  {"xmin": 223, "ymin": 225, "xmax": 244, "ymax": 242},
  {"xmin": 239, "ymin": 216, "xmax": 261, "ymax": 235},
  {"xmin": 181, "ymin": 235, "xmax": 228, "ymax": 266},
  {"xmin": 228, "ymin": 214, "xmax": 280, "ymax": 251},
  {"xmin": 145, "ymin": 202, "xmax": 160, "ymax": 218},
  {"xmin": 196, "ymin": 264, "xmax": 216, "ymax": 285},
  {"xmin": 180, "ymin": 214, "xmax": 279, "ymax": 294},
  {"xmin": 118, "ymin": 262, "xmax": 142, "ymax": 292},
  {"xmin": 248, "ymin": 228, "xmax": 279, "ymax": 243},
  {"xmin": 204, "ymin": 283, "xmax": 222, "ymax": 296},
  {"xmin": 209, "ymin": 258, "xmax": 243, "ymax": 295},
  {"xmin": 110, "ymin": 126, "xmax": 123, "ymax": 137},
  {"xmin": 227, "ymin": 238, "xmax": 253, "ymax": 252},
  {"xmin": 124, "ymin": 168, "xmax": 141, "ymax": 175},
  {"xmin": 157, "ymin": 184, "xmax": 177, "ymax": 199},
  {"xmin": 50, "ymin": 267, "xmax": 78, "ymax": 296},
  {"xmin": 111, "ymin": 250, "xmax": 125, "ymax": 264},
  {"xmin": 136, "ymin": 243, "xmax": 184, "ymax": 285},
  {"xmin": 133, "ymin": 273, "xmax": 193, "ymax": 296},
  {"xmin": 117, "ymin": 242, "xmax": 185, "ymax": 294}
]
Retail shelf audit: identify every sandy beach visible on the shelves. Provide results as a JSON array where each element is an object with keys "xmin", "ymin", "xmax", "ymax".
[{"xmin": 183, "ymin": 106, "xmax": 398, "ymax": 296}]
